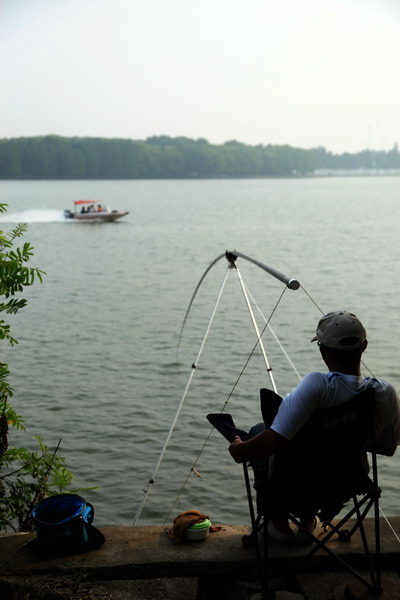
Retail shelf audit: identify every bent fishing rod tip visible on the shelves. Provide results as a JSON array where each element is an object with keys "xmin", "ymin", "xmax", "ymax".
[
  {"xmin": 288, "ymin": 278, "xmax": 300, "ymax": 290},
  {"xmin": 225, "ymin": 250, "xmax": 300, "ymax": 290}
]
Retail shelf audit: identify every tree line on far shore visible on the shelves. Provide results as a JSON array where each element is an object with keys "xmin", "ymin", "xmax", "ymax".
[{"xmin": 0, "ymin": 135, "xmax": 399, "ymax": 179}]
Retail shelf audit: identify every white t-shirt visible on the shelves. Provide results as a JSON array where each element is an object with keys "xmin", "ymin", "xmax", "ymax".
[{"xmin": 271, "ymin": 371, "xmax": 400, "ymax": 452}]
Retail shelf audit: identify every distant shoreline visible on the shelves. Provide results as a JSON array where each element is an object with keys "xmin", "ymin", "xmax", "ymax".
[
  {"xmin": 1, "ymin": 135, "xmax": 399, "ymax": 179},
  {"xmin": 1, "ymin": 171, "xmax": 400, "ymax": 181}
]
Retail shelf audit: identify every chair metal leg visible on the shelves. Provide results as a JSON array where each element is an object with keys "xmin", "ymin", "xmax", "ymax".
[
  {"xmin": 243, "ymin": 462, "xmax": 264, "ymax": 591},
  {"xmin": 279, "ymin": 493, "xmax": 383, "ymax": 596}
]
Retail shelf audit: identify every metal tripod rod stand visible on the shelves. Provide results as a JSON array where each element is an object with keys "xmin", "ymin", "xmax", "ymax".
[{"xmin": 234, "ymin": 264, "xmax": 278, "ymax": 394}]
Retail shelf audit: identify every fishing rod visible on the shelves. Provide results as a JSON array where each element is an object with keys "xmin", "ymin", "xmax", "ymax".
[
  {"xmin": 134, "ymin": 251, "xmax": 300, "ymax": 525},
  {"xmin": 225, "ymin": 250, "xmax": 300, "ymax": 290},
  {"xmin": 133, "ymin": 266, "xmax": 232, "ymax": 526}
]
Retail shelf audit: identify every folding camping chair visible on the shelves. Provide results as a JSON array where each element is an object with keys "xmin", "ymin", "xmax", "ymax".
[{"xmin": 242, "ymin": 387, "xmax": 382, "ymax": 598}]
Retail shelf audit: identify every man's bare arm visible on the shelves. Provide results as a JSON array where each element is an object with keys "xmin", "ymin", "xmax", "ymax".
[{"xmin": 229, "ymin": 428, "xmax": 290, "ymax": 463}]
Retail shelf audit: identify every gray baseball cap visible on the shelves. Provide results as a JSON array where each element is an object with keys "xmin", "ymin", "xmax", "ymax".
[{"xmin": 311, "ymin": 311, "xmax": 367, "ymax": 350}]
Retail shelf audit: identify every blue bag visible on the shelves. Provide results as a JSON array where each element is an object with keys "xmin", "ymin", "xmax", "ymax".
[{"xmin": 32, "ymin": 493, "xmax": 105, "ymax": 554}]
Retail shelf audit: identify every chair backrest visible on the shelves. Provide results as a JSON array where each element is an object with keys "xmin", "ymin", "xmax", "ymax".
[
  {"xmin": 260, "ymin": 388, "xmax": 282, "ymax": 427},
  {"xmin": 293, "ymin": 386, "xmax": 374, "ymax": 457},
  {"xmin": 262, "ymin": 387, "xmax": 376, "ymax": 522}
]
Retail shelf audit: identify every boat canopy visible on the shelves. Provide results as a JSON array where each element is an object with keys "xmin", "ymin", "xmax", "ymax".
[{"xmin": 74, "ymin": 200, "xmax": 97, "ymax": 205}]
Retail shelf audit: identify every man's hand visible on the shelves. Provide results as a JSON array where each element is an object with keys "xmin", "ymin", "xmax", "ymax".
[
  {"xmin": 229, "ymin": 435, "xmax": 244, "ymax": 463},
  {"xmin": 228, "ymin": 428, "xmax": 289, "ymax": 463}
]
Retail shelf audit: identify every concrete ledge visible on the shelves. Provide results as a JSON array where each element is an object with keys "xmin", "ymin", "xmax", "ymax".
[{"xmin": 1, "ymin": 518, "xmax": 400, "ymax": 599}]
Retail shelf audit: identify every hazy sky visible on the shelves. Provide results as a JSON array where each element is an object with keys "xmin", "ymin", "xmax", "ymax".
[{"xmin": 2, "ymin": 0, "xmax": 400, "ymax": 153}]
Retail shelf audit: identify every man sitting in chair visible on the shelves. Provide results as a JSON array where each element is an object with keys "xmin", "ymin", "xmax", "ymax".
[{"xmin": 229, "ymin": 311, "xmax": 400, "ymax": 544}]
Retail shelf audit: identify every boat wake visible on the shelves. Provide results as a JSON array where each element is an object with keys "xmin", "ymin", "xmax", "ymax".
[{"xmin": 0, "ymin": 209, "xmax": 67, "ymax": 223}]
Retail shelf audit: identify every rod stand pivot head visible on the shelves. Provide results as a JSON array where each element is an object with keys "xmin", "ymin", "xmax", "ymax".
[{"xmin": 225, "ymin": 250, "xmax": 238, "ymax": 267}]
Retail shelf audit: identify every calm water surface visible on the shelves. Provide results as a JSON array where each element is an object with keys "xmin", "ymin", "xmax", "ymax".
[{"xmin": 0, "ymin": 177, "xmax": 399, "ymax": 527}]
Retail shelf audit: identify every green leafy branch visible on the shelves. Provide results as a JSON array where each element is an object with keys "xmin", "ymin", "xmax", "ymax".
[
  {"xmin": 0, "ymin": 437, "xmax": 75, "ymax": 531},
  {"xmin": 0, "ymin": 203, "xmax": 81, "ymax": 532}
]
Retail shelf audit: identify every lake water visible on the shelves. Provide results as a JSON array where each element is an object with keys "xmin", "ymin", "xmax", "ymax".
[{"xmin": 0, "ymin": 177, "xmax": 399, "ymax": 528}]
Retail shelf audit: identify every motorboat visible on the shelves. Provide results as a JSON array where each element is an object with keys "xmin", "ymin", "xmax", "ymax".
[{"xmin": 64, "ymin": 200, "xmax": 129, "ymax": 222}]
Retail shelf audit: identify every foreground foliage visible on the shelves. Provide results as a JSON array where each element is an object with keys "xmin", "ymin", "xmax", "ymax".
[{"xmin": 0, "ymin": 204, "xmax": 76, "ymax": 531}]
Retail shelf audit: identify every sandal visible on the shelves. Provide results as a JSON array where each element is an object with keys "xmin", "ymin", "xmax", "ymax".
[
  {"xmin": 297, "ymin": 517, "xmax": 324, "ymax": 543},
  {"xmin": 267, "ymin": 521, "xmax": 297, "ymax": 545}
]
